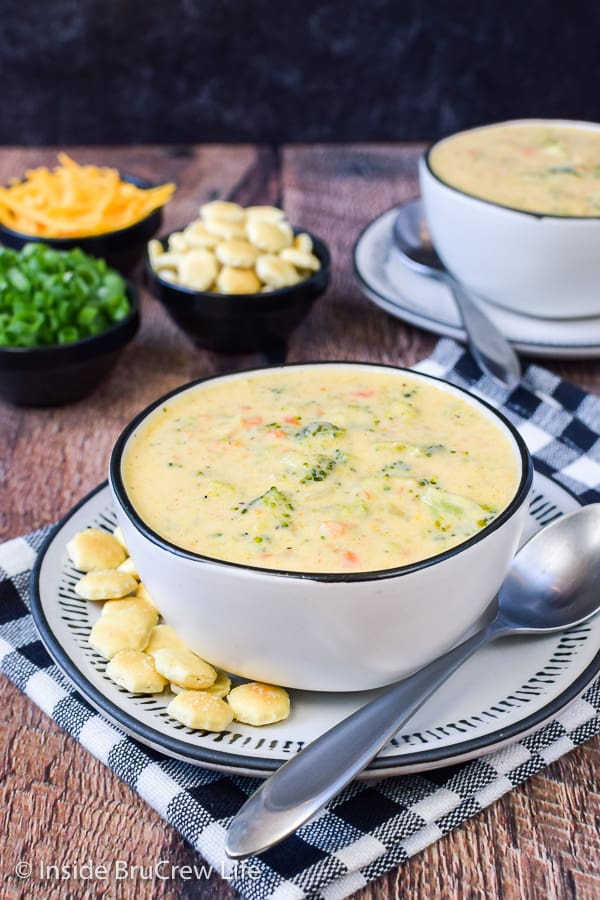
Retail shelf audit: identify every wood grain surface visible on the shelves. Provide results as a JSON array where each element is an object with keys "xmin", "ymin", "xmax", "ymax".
[{"xmin": 1, "ymin": 145, "xmax": 599, "ymax": 900}]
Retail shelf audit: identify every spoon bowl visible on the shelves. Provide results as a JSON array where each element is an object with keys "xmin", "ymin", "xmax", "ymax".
[
  {"xmin": 498, "ymin": 504, "xmax": 600, "ymax": 631},
  {"xmin": 392, "ymin": 198, "xmax": 446, "ymax": 275}
]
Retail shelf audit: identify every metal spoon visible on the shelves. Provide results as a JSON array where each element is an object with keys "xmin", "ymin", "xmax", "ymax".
[
  {"xmin": 392, "ymin": 199, "xmax": 521, "ymax": 389},
  {"xmin": 226, "ymin": 504, "xmax": 600, "ymax": 859}
]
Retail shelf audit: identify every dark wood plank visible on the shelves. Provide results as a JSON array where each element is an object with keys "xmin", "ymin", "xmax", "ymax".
[
  {"xmin": 0, "ymin": 145, "xmax": 264, "ymax": 900},
  {"xmin": 283, "ymin": 143, "xmax": 600, "ymax": 899},
  {"xmin": 0, "ymin": 145, "xmax": 268, "ymax": 541},
  {"xmin": 282, "ymin": 143, "xmax": 435, "ymax": 367},
  {"xmin": 0, "ymin": 144, "xmax": 598, "ymax": 900}
]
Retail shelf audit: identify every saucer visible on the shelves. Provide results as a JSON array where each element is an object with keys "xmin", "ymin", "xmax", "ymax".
[
  {"xmin": 354, "ymin": 205, "xmax": 600, "ymax": 359},
  {"xmin": 30, "ymin": 478, "xmax": 600, "ymax": 778}
]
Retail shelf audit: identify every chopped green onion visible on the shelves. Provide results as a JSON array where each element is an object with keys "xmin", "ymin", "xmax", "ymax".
[{"xmin": 0, "ymin": 243, "xmax": 130, "ymax": 347}]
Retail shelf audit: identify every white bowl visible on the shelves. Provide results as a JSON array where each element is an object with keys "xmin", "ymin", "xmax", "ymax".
[
  {"xmin": 109, "ymin": 363, "xmax": 532, "ymax": 692},
  {"xmin": 419, "ymin": 119, "xmax": 600, "ymax": 319}
]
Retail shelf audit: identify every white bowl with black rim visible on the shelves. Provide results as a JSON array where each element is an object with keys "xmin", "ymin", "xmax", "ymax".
[
  {"xmin": 109, "ymin": 363, "xmax": 533, "ymax": 693},
  {"xmin": 419, "ymin": 119, "xmax": 600, "ymax": 319},
  {"xmin": 29, "ymin": 474, "xmax": 599, "ymax": 776}
]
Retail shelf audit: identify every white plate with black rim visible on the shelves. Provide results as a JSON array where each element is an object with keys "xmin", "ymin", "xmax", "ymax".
[
  {"xmin": 354, "ymin": 203, "xmax": 600, "ymax": 360},
  {"xmin": 30, "ymin": 476, "xmax": 600, "ymax": 779}
]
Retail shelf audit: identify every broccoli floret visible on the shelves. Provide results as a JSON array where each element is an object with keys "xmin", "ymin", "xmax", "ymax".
[
  {"xmin": 422, "ymin": 443, "xmax": 447, "ymax": 457},
  {"xmin": 300, "ymin": 449, "xmax": 346, "ymax": 483},
  {"xmin": 420, "ymin": 486, "xmax": 497, "ymax": 534},
  {"xmin": 381, "ymin": 460, "xmax": 412, "ymax": 475},
  {"xmin": 296, "ymin": 421, "xmax": 344, "ymax": 439},
  {"xmin": 240, "ymin": 486, "xmax": 294, "ymax": 529}
]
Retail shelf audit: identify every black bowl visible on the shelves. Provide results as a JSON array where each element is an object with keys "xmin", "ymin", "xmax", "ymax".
[
  {"xmin": 145, "ymin": 229, "xmax": 330, "ymax": 354},
  {"xmin": 0, "ymin": 174, "xmax": 164, "ymax": 275},
  {"xmin": 0, "ymin": 284, "xmax": 140, "ymax": 407}
]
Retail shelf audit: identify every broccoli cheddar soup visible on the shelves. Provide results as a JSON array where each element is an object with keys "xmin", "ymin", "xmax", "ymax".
[
  {"xmin": 430, "ymin": 122, "xmax": 600, "ymax": 216},
  {"xmin": 122, "ymin": 367, "xmax": 521, "ymax": 573}
]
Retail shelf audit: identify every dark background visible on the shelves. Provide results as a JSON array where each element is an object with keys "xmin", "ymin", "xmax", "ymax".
[{"xmin": 1, "ymin": 0, "xmax": 599, "ymax": 145}]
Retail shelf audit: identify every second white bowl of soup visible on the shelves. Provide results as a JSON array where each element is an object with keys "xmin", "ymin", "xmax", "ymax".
[
  {"xmin": 420, "ymin": 119, "xmax": 600, "ymax": 318},
  {"xmin": 110, "ymin": 363, "xmax": 532, "ymax": 691}
]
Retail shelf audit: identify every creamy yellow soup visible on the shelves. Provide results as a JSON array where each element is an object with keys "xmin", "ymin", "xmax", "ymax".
[
  {"xmin": 122, "ymin": 367, "xmax": 520, "ymax": 573},
  {"xmin": 430, "ymin": 122, "xmax": 600, "ymax": 216}
]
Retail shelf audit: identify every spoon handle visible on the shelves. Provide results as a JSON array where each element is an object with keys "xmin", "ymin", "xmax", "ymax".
[
  {"xmin": 446, "ymin": 275, "xmax": 521, "ymax": 389},
  {"xmin": 225, "ymin": 622, "xmax": 499, "ymax": 860}
]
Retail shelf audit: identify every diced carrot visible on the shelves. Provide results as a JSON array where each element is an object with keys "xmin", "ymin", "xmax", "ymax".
[
  {"xmin": 343, "ymin": 550, "xmax": 359, "ymax": 565},
  {"xmin": 266, "ymin": 429, "xmax": 287, "ymax": 439},
  {"xmin": 284, "ymin": 416, "xmax": 302, "ymax": 426},
  {"xmin": 241, "ymin": 415, "xmax": 262, "ymax": 427},
  {"xmin": 320, "ymin": 521, "xmax": 348, "ymax": 538}
]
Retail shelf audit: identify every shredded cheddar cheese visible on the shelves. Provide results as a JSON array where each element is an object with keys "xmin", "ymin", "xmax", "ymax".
[{"xmin": 0, "ymin": 153, "xmax": 175, "ymax": 237}]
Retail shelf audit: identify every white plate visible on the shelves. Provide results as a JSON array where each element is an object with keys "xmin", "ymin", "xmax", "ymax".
[
  {"xmin": 30, "ymin": 477, "xmax": 600, "ymax": 778},
  {"xmin": 354, "ymin": 205, "xmax": 600, "ymax": 359}
]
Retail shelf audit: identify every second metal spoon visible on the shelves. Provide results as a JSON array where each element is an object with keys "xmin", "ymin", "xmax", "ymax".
[{"xmin": 393, "ymin": 199, "xmax": 521, "ymax": 389}]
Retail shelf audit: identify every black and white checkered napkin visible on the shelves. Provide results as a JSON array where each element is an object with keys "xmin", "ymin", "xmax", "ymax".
[{"xmin": 2, "ymin": 339, "xmax": 600, "ymax": 900}]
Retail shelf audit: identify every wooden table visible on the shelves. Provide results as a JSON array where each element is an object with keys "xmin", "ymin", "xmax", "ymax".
[{"xmin": 1, "ymin": 145, "xmax": 599, "ymax": 900}]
